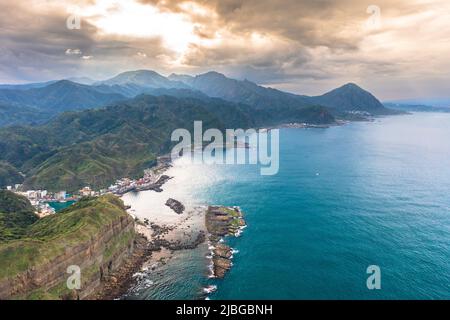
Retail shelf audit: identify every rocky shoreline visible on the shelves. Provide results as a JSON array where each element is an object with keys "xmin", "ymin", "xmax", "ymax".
[
  {"xmin": 206, "ymin": 206, "xmax": 246, "ymax": 279},
  {"xmin": 110, "ymin": 156, "xmax": 247, "ymax": 299},
  {"xmin": 88, "ymin": 234, "xmax": 153, "ymax": 300},
  {"xmin": 91, "ymin": 216, "xmax": 208, "ymax": 300},
  {"xmin": 102, "ymin": 204, "xmax": 247, "ymax": 299}
]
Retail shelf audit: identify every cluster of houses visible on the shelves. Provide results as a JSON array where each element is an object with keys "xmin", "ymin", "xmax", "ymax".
[
  {"xmin": 2, "ymin": 157, "xmax": 172, "ymax": 218},
  {"xmin": 3, "ymin": 184, "xmax": 99, "ymax": 218},
  {"xmin": 3, "ymin": 172, "xmax": 160, "ymax": 218},
  {"xmin": 106, "ymin": 171, "xmax": 159, "ymax": 195},
  {"xmin": 107, "ymin": 161, "xmax": 170, "ymax": 195}
]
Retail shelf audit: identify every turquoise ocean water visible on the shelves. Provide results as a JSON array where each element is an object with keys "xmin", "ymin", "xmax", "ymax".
[
  {"xmin": 129, "ymin": 113, "xmax": 450, "ymax": 300},
  {"xmin": 48, "ymin": 200, "xmax": 75, "ymax": 212}
]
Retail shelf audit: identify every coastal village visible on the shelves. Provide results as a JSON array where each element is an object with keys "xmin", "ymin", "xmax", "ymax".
[
  {"xmin": 1, "ymin": 154, "xmax": 247, "ymax": 297},
  {"xmin": 1, "ymin": 156, "xmax": 172, "ymax": 217}
]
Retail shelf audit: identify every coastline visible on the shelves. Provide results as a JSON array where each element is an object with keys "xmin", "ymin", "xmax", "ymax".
[
  {"xmin": 87, "ymin": 234, "xmax": 153, "ymax": 300},
  {"xmin": 97, "ymin": 118, "xmax": 349, "ymax": 299},
  {"xmin": 109, "ymin": 155, "xmax": 248, "ymax": 300},
  {"xmin": 105, "ymin": 120, "xmax": 339, "ymax": 300},
  {"xmin": 86, "ymin": 120, "xmax": 361, "ymax": 299}
]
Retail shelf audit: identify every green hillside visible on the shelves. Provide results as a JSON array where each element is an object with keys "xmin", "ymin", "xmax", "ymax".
[
  {"xmin": 0, "ymin": 194, "xmax": 134, "ymax": 299},
  {"xmin": 0, "ymin": 162, "xmax": 24, "ymax": 188},
  {"xmin": 0, "ymin": 95, "xmax": 258, "ymax": 191},
  {"xmin": 0, "ymin": 92, "xmax": 335, "ymax": 191},
  {"xmin": 0, "ymin": 196, "xmax": 128, "ymax": 277},
  {"xmin": 0, "ymin": 190, "xmax": 38, "ymax": 241}
]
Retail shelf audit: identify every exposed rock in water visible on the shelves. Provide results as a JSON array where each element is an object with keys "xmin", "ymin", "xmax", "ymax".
[
  {"xmin": 213, "ymin": 257, "xmax": 232, "ymax": 279},
  {"xmin": 151, "ymin": 231, "xmax": 206, "ymax": 251},
  {"xmin": 165, "ymin": 198, "xmax": 185, "ymax": 214},
  {"xmin": 214, "ymin": 244, "xmax": 233, "ymax": 259},
  {"xmin": 205, "ymin": 206, "xmax": 246, "ymax": 279},
  {"xmin": 206, "ymin": 206, "xmax": 245, "ymax": 238}
]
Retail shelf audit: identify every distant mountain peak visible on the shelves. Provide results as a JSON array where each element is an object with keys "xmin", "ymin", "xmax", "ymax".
[
  {"xmin": 105, "ymin": 69, "xmax": 166, "ymax": 82},
  {"xmin": 341, "ymin": 82, "xmax": 360, "ymax": 89},
  {"xmin": 167, "ymin": 73, "xmax": 194, "ymax": 84},
  {"xmin": 47, "ymin": 79, "xmax": 81, "ymax": 88},
  {"xmin": 311, "ymin": 82, "xmax": 395, "ymax": 115},
  {"xmin": 198, "ymin": 71, "xmax": 227, "ymax": 79},
  {"xmin": 65, "ymin": 77, "xmax": 96, "ymax": 85},
  {"xmin": 97, "ymin": 70, "xmax": 188, "ymax": 89}
]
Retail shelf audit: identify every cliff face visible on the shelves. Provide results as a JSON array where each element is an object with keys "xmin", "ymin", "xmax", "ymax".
[{"xmin": 0, "ymin": 195, "xmax": 136, "ymax": 300}]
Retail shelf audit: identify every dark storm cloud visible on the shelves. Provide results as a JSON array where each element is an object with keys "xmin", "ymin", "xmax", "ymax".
[
  {"xmin": 0, "ymin": 2, "xmax": 97, "ymax": 81},
  {"xmin": 0, "ymin": 1, "xmax": 175, "ymax": 82}
]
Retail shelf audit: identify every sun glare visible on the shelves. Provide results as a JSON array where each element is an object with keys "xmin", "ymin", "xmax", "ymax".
[{"xmin": 82, "ymin": 0, "xmax": 198, "ymax": 54}]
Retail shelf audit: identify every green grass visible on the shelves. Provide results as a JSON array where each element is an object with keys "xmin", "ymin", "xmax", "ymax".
[
  {"xmin": 222, "ymin": 207, "xmax": 240, "ymax": 217},
  {"xmin": 0, "ymin": 191, "xmax": 38, "ymax": 241},
  {"xmin": 0, "ymin": 195, "xmax": 131, "ymax": 281}
]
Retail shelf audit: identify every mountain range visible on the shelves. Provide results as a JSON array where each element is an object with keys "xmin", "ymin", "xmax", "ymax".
[
  {"xmin": 0, "ymin": 70, "xmax": 399, "ymax": 191},
  {"xmin": 0, "ymin": 70, "xmax": 396, "ymax": 127}
]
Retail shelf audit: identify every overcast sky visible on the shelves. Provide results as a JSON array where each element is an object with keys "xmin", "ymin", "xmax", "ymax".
[{"xmin": 0, "ymin": 0, "xmax": 449, "ymax": 100}]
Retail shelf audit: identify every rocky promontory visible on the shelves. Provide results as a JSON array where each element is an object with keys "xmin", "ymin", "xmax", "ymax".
[{"xmin": 206, "ymin": 206, "xmax": 246, "ymax": 279}]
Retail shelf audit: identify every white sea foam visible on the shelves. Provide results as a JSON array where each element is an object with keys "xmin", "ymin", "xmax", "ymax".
[
  {"xmin": 203, "ymin": 285, "xmax": 217, "ymax": 294},
  {"xmin": 132, "ymin": 272, "xmax": 146, "ymax": 278},
  {"xmin": 235, "ymin": 225, "xmax": 247, "ymax": 237}
]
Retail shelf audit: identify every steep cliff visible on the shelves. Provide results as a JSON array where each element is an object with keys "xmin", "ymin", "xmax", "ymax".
[{"xmin": 0, "ymin": 195, "xmax": 136, "ymax": 300}]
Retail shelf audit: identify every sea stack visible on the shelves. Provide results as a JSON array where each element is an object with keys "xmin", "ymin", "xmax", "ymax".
[{"xmin": 165, "ymin": 198, "xmax": 185, "ymax": 214}]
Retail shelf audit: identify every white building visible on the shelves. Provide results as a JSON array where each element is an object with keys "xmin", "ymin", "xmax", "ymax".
[{"xmin": 55, "ymin": 191, "xmax": 67, "ymax": 201}]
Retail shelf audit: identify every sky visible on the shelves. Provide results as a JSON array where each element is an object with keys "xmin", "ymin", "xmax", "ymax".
[{"xmin": 0, "ymin": 0, "xmax": 449, "ymax": 100}]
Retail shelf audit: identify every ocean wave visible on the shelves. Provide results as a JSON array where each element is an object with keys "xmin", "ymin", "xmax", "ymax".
[
  {"xmin": 207, "ymin": 261, "xmax": 216, "ymax": 278},
  {"xmin": 132, "ymin": 271, "xmax": 146, "ymax": 279},
  {"xmin": 235, "ymin": 225, "xmax": 247, "ymax": 237},
  {"xmin": 203, "ymin": 285, "xmax": 218, "ymax": 294}
]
